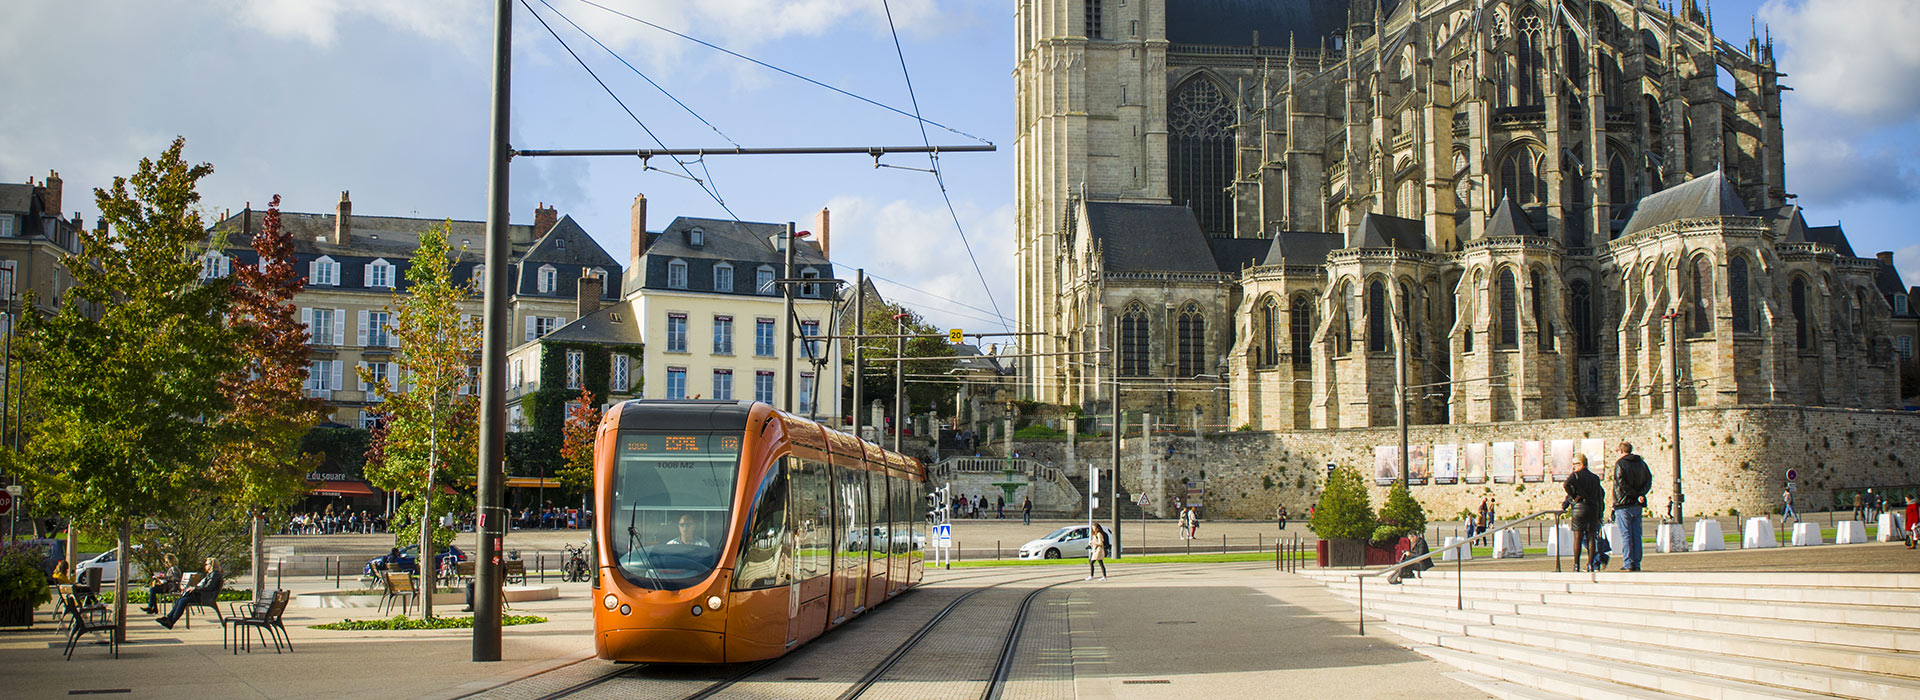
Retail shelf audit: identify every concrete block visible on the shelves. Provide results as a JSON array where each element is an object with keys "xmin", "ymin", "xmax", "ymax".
[
  {"xmin": 1656, "ymin": 523, "xmax": 1688, "ymax": 553},
  {"xmin": 1544, "ymin": 525, "xmax": 1575, "ymax": 556},
  {"xmin": 1789, "ymin": 521, "xmax": 1823, "ymax": 547},
  {"xmin": 1441, "ymin": 536, "xmax": 1471, "ymax": 561},
  {"xmin": 1692, "ymin": 519, "xmax": 1726, "ymax": 551},
  {"xmin": 1492, "ymin": 530, "xmax": 1524, "ymax": 558},
  {"xmin": 1743, "ymin": 517, "xmax": 1777, "ymax": 549},
  {"xmin": 1876, "ymin": 513, "xmax": 1906, "ymax": 542},
  {"xmin": 1835, "ymin": 520, "xmax": 1869, "ymax": 544}
]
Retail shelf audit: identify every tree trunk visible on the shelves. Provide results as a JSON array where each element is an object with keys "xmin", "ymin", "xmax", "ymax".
[
  {"xmin": 252, "ymin": 510, "xmax": 267, "ymax": 601},
  {"xmin": 113, "ymin": 520, "xmax": 130, "ymax": 643},
  {"xmin": 419, "ymin": 490, "xmax": 434, "ymax": 620}
]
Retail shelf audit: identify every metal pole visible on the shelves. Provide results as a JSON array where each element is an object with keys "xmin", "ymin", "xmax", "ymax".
[
  {"xmin": 471, "ymin": 0, "xmax": 512, "ymax": 662},
  {"xmin": 1396, "ymin": 304, "xmax": 1409, "ymax": 486},
  {"xmin": 421, "ymin": 410, "xmax": 436, "ymax": 620},
  {"xmin": 1110, "ymin": 322, "xmax": 1122, "ymax": 558},
  {"xmin": 783, "ymin": 223, "xmax": 797, "ymax": 413},
  {"xmin": 1667, "ymin": 311, "xmax": 1684, "ymax": 524},
  {"xmin": 893, "ymin": 314, "xmax": 906, "ymax": 455},
  {"xmin": 852, "ymin": 269, "xmax": 864, "ymax": 438}
]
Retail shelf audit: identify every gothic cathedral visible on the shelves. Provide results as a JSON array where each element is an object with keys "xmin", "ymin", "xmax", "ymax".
[{"xmin": 1013, "ymin": 0, "xmax": 1902, "ymax": 430}]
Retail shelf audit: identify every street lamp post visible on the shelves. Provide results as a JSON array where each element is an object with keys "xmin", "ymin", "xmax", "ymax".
[{"xmin": 1663, "ymin": 308, "xmax": 1685, "ymax": 523}]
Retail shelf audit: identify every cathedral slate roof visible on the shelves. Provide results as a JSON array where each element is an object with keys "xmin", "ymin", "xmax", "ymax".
[
  {"xmin": 1620, "ymin": 170, "xmax": 1750, "ymax": 236},
  {"xmin": 1483, "ymin": 195, "xmax": 1540, "ymax": 239},
  {"xmin": 1357, "ymin": 213, "xmax": 1427, "ymax": 250},
  {"xmin": 1875, "ymin": 258, "xmax": 1909, "ymax": 298},
  {"xmin": 1805, "ymin": 225, "xmax": 1858, "ymax": 257},
  {"xmin": 1752, "ymin": 205, "xmax": 1812, "ymax": 243},
  {"xmin": 1261, "ymin": 231, "xmax": 1345, "ymax": 266},
  {"xmin": 1166, "ymin": 0, "xmax": 1373, "ymax": 47},
  {"xmin": 1084, "ymin": 202, "xmax": 1220, "ymax": 273},
  {"xmin": 1208, "ymin": 238, "xmax": 1271, "ymax": 272}
]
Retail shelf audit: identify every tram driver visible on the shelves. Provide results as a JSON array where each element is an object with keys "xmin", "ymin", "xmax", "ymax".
[{"xmin": 667, "ymin": 513, "xmax": 712, "ymax": 547}]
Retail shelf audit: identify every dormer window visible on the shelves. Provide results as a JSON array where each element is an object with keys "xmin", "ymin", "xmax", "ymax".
[
  {"xmin": 667, "ymin": 259, "xmax": 688, "ymax": 289},
  {"xmin": 367, "ymin": 259, "xmax": 395, "ymax": 288},
  {"xmin": 310, "ymin": 255, "xmax": 339, "ymax": 286},
  {"xmin": 1897, "ymin": 293, "xmax": 1909, "ymax": 316},
  {"xmin": 713, "ymin": 262, "xmax": 734, "ymax": 292},
  {"xmin": 471, "ymin": 263, "xmax": 485, "ymax": 286},
  {"xmin": 538, "ymin": 264, "xmax": 557, "ymax": 293},
  {"xmin": 689, "ymin": 227, "xmax": 704, "ymax": 247},
  {"xmin": 756, "ymin": 265, "xmax": 776, "ymax": 295},
  {"xmin": 201, "ymin": 251, "xmax": 229, "ymax": 280},
  {"xmin": 800, "ymin": 266, "xmax": 820, "ymax": 297}
]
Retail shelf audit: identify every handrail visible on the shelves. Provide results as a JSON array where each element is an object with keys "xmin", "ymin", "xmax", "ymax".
[{"xmin": 1352, "ymin": 508, "xmax": 1565, "ymax": 636}]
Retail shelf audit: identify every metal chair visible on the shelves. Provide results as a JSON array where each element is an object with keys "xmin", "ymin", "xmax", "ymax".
[
  {"xmin": 61, "ymin": 592, "xmax": 117, "ymax": 660},
  {"xmin": 229, "ymin": 590, "xmax": 293, "ymax": 654}
]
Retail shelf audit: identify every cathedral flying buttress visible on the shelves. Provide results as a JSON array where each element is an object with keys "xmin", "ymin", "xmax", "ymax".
[{"xmin": 1015, "ymin": 0, "xmax": 1899, "ymax": 430}]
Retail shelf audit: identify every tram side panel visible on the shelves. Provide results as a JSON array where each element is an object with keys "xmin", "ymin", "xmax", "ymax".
[
  {"xmin": 830, "ymin": 456, "xmax": 867, "ymax": 624},
  {"xmin": 788, "ymin": 454, "xmax": 832, "ymax": 646}
]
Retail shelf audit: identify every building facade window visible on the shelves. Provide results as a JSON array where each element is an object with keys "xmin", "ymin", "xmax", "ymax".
[
  {"xmin": 689, "ymin": 227, "xmax": 704, "ymax": 247},
  {"xmin": 310, "ymin": 256, "xmax": 339, "ymax": 285},
  {"xmin": 1570, "ymin": 280, "xmax": 1596, "ymax": 353},
  {"xmin": 202, "ymin": 252, "xmax": 229, "ymax": 279},
  {"xmin": 800, "ymin": 267, "xmax": 820, "ymax": 297},
  {"xmin": 508, "ymin": 406, "xmax": 523, "ymax": 432},
  {"xmin": 667, "ymin": 313, "xmax": 688, "ymax": 353},
  {"xmin": 756, "ymin": 266, "xmax": 776, "ymax": 295},
  {"xmin": 310, "ymin": 308, "xmax": 335, "ymax": 347},
  {"xmin": 566, "ymin": 350, "xmax": 583, "ymax": 389},
  {"xmin": 368, "ymin": 259, "xmax": 394, "ymax": 288},
  {"xmin": 1290, "ymin": 295, "xmax": 1313, "ymax": 369},
  {"xmin": 1730, "ymin": 255, "xmax": 1752, "ymax": 332},
  {"xmin": 755, "ymin": 371, "xmax": 775, "ymax": 404},
  {"xmin": 1176, "ymin": 304, "xmax": 1205, "ymax": 377},
  {"xmin": 1085, "ymin": 0, "xmax": 1102, "ymax": 39},
  {"xmin": 1498, "ymin": 270, "xmax": 1519, "ymax": 348},
  {"xmin": 1791, "ymin": 277, "xmax": 1810, "ymax": 351},
  {"xmin": 367, "ymin": 311, "xmax": 392, "ymax": 347},
  {"xmin": 712, "ymin": 369, "xmax": 733, "ymax": 401},
  {"xmin": 1499, "ymin": 145, "xmax": 1548, "ymax": 206},
  {"xmin": 1367, "ymin": 281, "xmax": 1389, "ymax": 353},
  {"xmin": 1894, "ymin": 293, "xmax": 1908, "ymax": 316},
  {"xmin": 528, "ymin": 315, "xmax": 560, "ymax": 340},
  {"xmin": 471, "ymin": 264, "xmax": 485, "ymax": 287},
  {"xmin": 713, "ymin": 316, "xmax": 734, "ymax": 355},
  {"xmin": 1257, "ymin": 297, "xmax": 1280, "ymax": 368},
  {"xmin": 1119, "ymin": 305, "xmax": 1150, "ymax": 377},
  {"xmin": 538, "ymin": 265, "xmax": 557, "ymax": 293},
  {"xmin": 1899, "ymin": 336, "xmax": 1913, "ymax": 359},
  {"xmin": 361, "ymin": 411, "xmax": 381, "ymax": 430},
  {"xmin": 666, "ymin": 367, "xmax": 687, "ymax": 399},
  {"xmin": 798, "ymin": 372, "xmax": 816, "ymax": 414},
  {"xmin": 667, "ymin": 259, "xmax": 688, "ymax": 289},
  {"xmin": 611, "ymin": 354, "xmax": 630, "ymax": 392},
  {"xmin": 1169, "ymin": 77, "xmax": 1235, "ymax": 234},
  {"xmin": 714, "ymin": 262, "xmax": 733, "ymax": 292},
  {"xmin": 1690, "ymin": 255, "xmax": 1714, "ymax": 336},
  {"xmin": 510, "ymin": 359, "xmax": 523, "ymax": 388},
  {"xmin": 800, "ymin": 320, "xmax": 821, "ymax": 360},
  {"xmin": 755, "ymin": 318, "xmax": 776, "ymax": 357}
]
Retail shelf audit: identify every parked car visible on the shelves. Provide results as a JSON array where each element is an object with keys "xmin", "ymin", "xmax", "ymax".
[
  {"xmin": 843, "ymin": 526, "xmax": 928, "ymax": 552},
  {"xmin": 362, "ymin": 544, "xmax": 467, "ymax": 576},
  {"xmin": 76, "ymin": 547, "xmax": 144, "ymax": 584},
  {"xmin": 1018, "ymin": 524, "xmax": 1113, "ymax": 560}
]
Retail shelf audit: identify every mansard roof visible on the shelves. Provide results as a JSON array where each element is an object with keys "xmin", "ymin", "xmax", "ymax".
[
  {"xmin": 1084, "ymin": 202, "xmax": 1219, "ymax": 273},
  {"xmin": 1166, "ymin": 0, "xmax": 1370, "ymax": 47},
  {"xmin": 1620, "ymin": 170, "xmax": 1750, "ymax": 236},
  {"xmin": 1357, "ymin": 213, "xmax": 1427, "ymax": 250},
  {"xmin": 537, "ymin": 298, "xmax": 645, "ymax": 348},
  {"xmin": 520, "ymin": 216, "xmax": 620, "ymax": 268},
  {"xmin": 1483, "ymin": 195, "xmax": 1541, "ymax": 239},
  {"xmin": 1875, "ymin": 258, "xmax": 1909, "ymax": 298}
]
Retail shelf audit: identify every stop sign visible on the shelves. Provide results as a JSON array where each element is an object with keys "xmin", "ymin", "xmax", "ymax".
[{"xmin": 0, "ymin": 489, "xmax": 12, "ymax": 516}]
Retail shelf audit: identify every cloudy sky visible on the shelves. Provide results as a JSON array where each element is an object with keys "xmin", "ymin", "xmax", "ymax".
[{"xmin": 2, "ymin": 0, "xmax": 1914, "ymax": 334}]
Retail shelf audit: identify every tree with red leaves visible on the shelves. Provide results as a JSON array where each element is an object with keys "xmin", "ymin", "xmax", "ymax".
[
  {"xmin": 558, "ymin": 389, "xmax": 600, "ymax": 492},
  {"xmin": 219, "ymin": 194, "xmax": 329, "ymax": 599}
]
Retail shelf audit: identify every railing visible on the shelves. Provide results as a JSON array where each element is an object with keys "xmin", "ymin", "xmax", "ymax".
[{"xmin": 1352, "ymin": 509, "xmax": 1564, "ymax": 636}]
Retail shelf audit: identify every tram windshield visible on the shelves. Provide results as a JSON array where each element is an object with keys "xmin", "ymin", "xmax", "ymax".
[{"xmin": 609, "ymin": 431, "xmax": 740, "ymax": 590}]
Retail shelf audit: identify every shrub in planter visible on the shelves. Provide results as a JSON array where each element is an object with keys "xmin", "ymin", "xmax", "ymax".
[
  {"xmin": 0, "ymin": 542, "xmax": 54, "ymax": 627},
  {"xmin": 1374, "ymin": 482, "xmax": 1428, "ymax": 544},
  {"xmin": 1310, "ymin": 465, "xmax": 1377, "ymax": 566}
]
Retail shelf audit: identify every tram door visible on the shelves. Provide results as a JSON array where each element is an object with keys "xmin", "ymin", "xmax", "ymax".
[
  {"xmin": 866, "ymin": 470, "xmax": 889, "ymax": 606},
  {"xmin": 837, "ymin": 465, "xmax": 868, "ymax": 617}
]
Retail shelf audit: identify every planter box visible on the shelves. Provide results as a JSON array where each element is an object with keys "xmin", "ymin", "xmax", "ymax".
[
  {"xmin": 0, "ymin": 598, "xmax": 33, "ymax": 627},
  {"xmin": 1319, "ymin": 538, "xmax": 1368, "ymax": 567}
]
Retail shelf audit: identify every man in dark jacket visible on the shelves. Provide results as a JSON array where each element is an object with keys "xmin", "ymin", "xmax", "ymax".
[
  {"xmin": 1611, "ymin": 441, "xmax": 1653, "ymax": 571},
  {"xmin": 1563, "ymin": 455, "xmax": 1607, "ymax": 572},
  {"xmin": 156, "ymin": 558, "xmax": 222, "ymax": 629}
]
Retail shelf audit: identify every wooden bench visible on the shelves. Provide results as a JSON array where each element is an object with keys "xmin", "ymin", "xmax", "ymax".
[{"xmin": 503, "ymin": 560, "xmax": 525, "ymax": 585}]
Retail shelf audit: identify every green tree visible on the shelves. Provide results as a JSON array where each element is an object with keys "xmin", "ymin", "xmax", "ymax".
[
  {"xmin": 850, "ymin": 299, "xmax": 958, "ymax": 425},
  {"xmin": 557, "ymin": 388, "xmax": 600, "ymax": 492},
  {"xmin": 4, "ymin": 138, "xmax": 242, "ymax": 639},
  {"xmin": 1374, "ymin": 482, "xmax": 1428, "ymax": 543},
  {"xmin": 1308, "ymin": 465, "xmax": 1377, "ymax": 541},
  {"xmin": 357, "ymin": 222, "xmax": 479, "ymax": 618},
  {"xmin": 219, "ymin": 195, "xmax": 328, "ymax": 599}
]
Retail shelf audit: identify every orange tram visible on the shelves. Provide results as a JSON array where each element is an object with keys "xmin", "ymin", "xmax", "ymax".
[{"xmin": 590, "ymin": 400, "xmax": 927, "ymax": 663}]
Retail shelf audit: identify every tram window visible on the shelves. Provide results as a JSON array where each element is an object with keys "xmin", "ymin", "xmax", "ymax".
[
  {"xmin": 733, "ymin": 460, "xmax": 791, "ymax": 590},
  {"xmin": 868, "ymin": 471, "xmax": 889, "ymax": 558},
  {"xmin": 790, "ymin": 458, "xmax": 831, "ymax": 580},
  {"xmin": 840, "ymin": 467, "xmax": 867, "ymax": 558},
  {"xmin": 892, "ymin": 477, "xmax": 907, "ymax": 554},
  {"xmin": 610, "ymin": 432, "xmax": 738, "ymax": 590}
]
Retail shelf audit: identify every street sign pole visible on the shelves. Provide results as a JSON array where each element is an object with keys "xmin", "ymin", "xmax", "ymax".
[{"xmin": 472, "ymin": 0, "xmax": 512, "ymax": 662}]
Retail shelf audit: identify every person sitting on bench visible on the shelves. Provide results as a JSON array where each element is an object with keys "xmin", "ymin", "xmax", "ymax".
[{"xmin": 156, "ymin": 558, "xmax": 222, "ymax": 629}]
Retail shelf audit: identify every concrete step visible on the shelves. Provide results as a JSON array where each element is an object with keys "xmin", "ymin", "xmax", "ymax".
[
  {"xmin": 1358, "ymin": 574, "xmax": 1920, "ymax": 634},
  {"xmin": 1408, "ymin": 571, "xmax": 1920, "ymax": 608},
  {"xmin": 1413, "ymin": 644, "xmax": 1682, "ymax": 700},
  {"xmin": 1442, "ymin": 670, "xmax": 1583, "ymax": 700},
  {"xmin": 1428, "ymin": 633, "xmax": 1842, "ymax": 700}
]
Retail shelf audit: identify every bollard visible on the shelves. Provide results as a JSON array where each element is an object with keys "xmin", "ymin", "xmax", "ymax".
[
  {"xmin": 333, "ymin": 556, "xmax": 340, "ymax": 588},
  {"xmin": 996, "ymin": 541, "xmax": 1001, "ymax": 560},
  {"xmin": 1221, "ymin": 533, "xmax": 1226, "ymax": 554},
  {"xmin": 276, "ymin": 557, "xmax": 282, "ymax": 590},
  {"xmin": 538, "ymin": 554, "xmax": 544, "ymax": 583}
]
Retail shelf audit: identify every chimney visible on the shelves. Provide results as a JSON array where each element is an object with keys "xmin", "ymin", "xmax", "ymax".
[
  {"xmin": 577, "ymin": 271, "xmax": 605, "ymax": 319},
  {"xmin": 812, "ymin": 207, "xmax": 831, "ymax": 260},
  {"xmin": 1877, "ymin": 251, "xmax": 1895, "ymax": 266},
  {"xmin": 625, "ymin": 193, "xmax": 649, "ymax": 293},
  {"xmin": 334, "ymin": 191, "xmax": 353, "ymax": 245},
  {"xmin": 41, "ymin": 170, "xmax": 61, "ymax": 214},
  {"xmin": 533, "ymin": 202, "xmax": 559, "ymax": 238}
]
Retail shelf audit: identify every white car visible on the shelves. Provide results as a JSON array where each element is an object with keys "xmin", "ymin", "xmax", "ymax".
[
  {"xmin": 1018, "ymin": 524, "xmax": 1113, "ymax": 560},
  {"xmin": 76, "ymin": 547, "xmax": 143, "ymax": 584}
]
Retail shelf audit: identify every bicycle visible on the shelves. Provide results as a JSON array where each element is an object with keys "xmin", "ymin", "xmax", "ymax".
[{"xmin": 561, "ymin": 544, "xmax": 589, "ymax": 583}]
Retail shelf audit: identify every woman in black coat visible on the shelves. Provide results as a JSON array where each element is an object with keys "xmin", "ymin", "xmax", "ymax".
[{"xmin": 1563, "ymin": 454, "xmax": 1607, "ymax": 572}]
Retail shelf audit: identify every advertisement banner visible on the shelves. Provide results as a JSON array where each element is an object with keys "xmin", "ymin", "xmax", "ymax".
[
  {"xmin": 1432, "ymin": 444, "xmax": 1459, "ymax": 484},
  {"xmin": 1374, "ymin": 445, "xmax": 1400, "ymax": 485},
  {"xmin": 1549, "ymin": 439, "xmax": 1576, "ymax": 481},
  {"xmin": 1520, "ymin": 440, "xmax": 1547, "ymax": 482},
  {"xmin": 1463, "ymin": 443, "xmax": 1488, "ymax": 484},
  {"xmin": 1490, "ymin": 442, "xmax": 1516, "ymax": 483}
]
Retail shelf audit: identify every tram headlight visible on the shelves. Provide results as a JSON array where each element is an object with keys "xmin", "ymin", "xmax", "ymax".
[
  {"xmin": 691, "ymin": 605, "xmax": 703, "ymax": 616},
  {"xmin": 619, "ymin": 604, "xmax": 630, "ymax": 615},
  {"xmin": 706, "ymin": 595, "xmax": 724, "ymax": 611},
  {"xmin": 603, "ymin": 594, "xmax": 618, "ymax": 610}
]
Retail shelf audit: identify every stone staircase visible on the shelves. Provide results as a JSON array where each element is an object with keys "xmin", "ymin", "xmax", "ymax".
[{"xmin": 1301, "ymin": 568, "xmax": 1920, "ymax": 700}]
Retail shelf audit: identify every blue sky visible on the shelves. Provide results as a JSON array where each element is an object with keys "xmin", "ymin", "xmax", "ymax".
[{"xmin": 1, "ymin": 0, "xmax": 1914, "ymax": 334}]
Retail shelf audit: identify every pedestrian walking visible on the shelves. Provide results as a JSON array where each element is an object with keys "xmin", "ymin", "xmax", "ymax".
[
  {"xmin": 1904, "ymin": 494, "xmax": 1918, "ymax": 550},
  {"xmin": 996, "ymin": 495, "xmax": 1005, "ymax": 519},
  {"xmin": 1611, "ymin": 441, "xmax": 1652, "ymax": 571},
  {"xmin": 1478, "ymin": 499, "xmax": 1493, "ymax": 536},
  {"xmin": 1086, "ymin": 525, "xmax": 1109, "ymax": 581},
  {"xmin": 1277, "ymin": 504, "xmax": 1289, "ymax": 530},
  {"xmin": 1189, "ymin": 507, "xmax": 1201, "ymax": 538},
  {"xmin": 1178, "ymin": 507, "xmax": 1193, "ymax": 540},
  {"xmin": 1021, "ymin": 496, "xmax": 1032, "ymax": 525},
  {"xmin": 1854, "ymin": 491, "xmax": 1866, "ymax": 522},
  {"xmin": 1782, "ymin": 482, "xmax": 1798, "ymax": 521},
  {"xmin": 1563, "ymin": 453, "xmax": 1607, "ymax": 572}
]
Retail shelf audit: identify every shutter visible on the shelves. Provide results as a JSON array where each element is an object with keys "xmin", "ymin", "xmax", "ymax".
[
  {"xmin": 525, "ymin": 316, "xmax": 536, "ymax": 341},
  {"xmin": 333, "ymin": 309, "xmax": 347, "ymax": 345},
  {"xmin": 389, "ymin": 363, "xmax": 401, "ymax": 393},
  {"xmin": 300, "ymin": 308, "xmax": 313, "ymax": 345},
  {"xmin": 330, "ymin": 360, "xmax": 343, "ymax": 391},
  {"xmin": 308, "ymin": 260, "xmax": 319, "ymax": 282},
  {"xmin": 363, "ymin": 262, "xmax": 373, "ymax": 286},
  {"xmin": 388, "ymin": 325, "xmax": 399, "ymax": 348},
  {"xmin": 357, "ymin": 362, "xmax": 369, "ymax": 392},
  {"xmin": 358, "ymin": 310, "xmax": 370, "ymax": 346}
]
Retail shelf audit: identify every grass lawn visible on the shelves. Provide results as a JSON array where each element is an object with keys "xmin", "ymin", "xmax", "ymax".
[{"xmin": 946, "ymin": 551, "xmax": 1306, "ymax": 568}]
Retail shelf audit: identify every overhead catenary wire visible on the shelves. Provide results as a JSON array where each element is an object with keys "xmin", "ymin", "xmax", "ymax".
[
  {"xmin": 570, "ymin": 0, "xmax": 993, "ymax": 146},
  {"xmin": 537, "ymin": 0, "xmax": 738, "ymax": 147},
  {"xmin": 879, "ymin": 0, "xmax": 1008, "ymax": 333}
]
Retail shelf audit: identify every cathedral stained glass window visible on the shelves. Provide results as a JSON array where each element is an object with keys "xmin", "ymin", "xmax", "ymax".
[
  {"xmin": 1571, "ymin": 280, "xmax": 1597, "ymax": 354},
  {"xmin": 1517, "ymin": 10, "xmax": 1547, "ymax": 106},
  {"xmin": 1291, "ymin": 295, "xmax": 1313, "ymax": 369},
  {"xmin": 1690, "ymin": 255, "xmax": 1714, "ymax": 336},
  {"xmin": 1177, "ymin": 304, "xmax": 1206, "ymax": 378},
  {"xmin": 1120, "ymin": 305, "xmax": 1151, "ymax": 377},
  {"xmin": 1170, "ymin": 78, "xmax": 1235, "ymax": 235},
  {"xmin": 1498, "ymin": 270, "xmax": 1519, "ymax": 348},
  {"xmin": 1730, "ymin": 254, "xmax": 1752, "ymax": 332},
  {"xmin": 1532, "ymin": 269, "xmax": 1552, "ymax": 351},
  {"xmin": 1258, "ymin": 297, "xmax": 1280, "ymax": 369},
  {"xmin": 1791, "ymin": 277, "xmax": 1809, "ymax": 352},
  {"xmin": 1499, "ymin": 146, "xmax": 1548, "ymax": 206},
  {"xmin": 1368, "ymin": 281, "xmax": 1389, "ymax": 353}
]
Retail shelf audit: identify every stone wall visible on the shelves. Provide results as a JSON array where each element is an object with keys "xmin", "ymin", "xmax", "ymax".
[{"xmin": 999, "ymin": 406, "xmax": 1919, "ymax": 523}]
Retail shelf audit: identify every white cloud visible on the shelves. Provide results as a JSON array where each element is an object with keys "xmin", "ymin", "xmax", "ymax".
[
  {"xmin": 1898, "ymin": 245, "xmax": 1920, "ymax": 290},
  {"xmin": 1783, "ymin": 135, "xmax": 1919, "ymax": 205},
  {"xmin": 821, "ymin": 195, "xmax": 1016, "ymax": 331},
  {"xmin": 1760, "ymin": 0, "xmax": 1920, "ymax": 126}
]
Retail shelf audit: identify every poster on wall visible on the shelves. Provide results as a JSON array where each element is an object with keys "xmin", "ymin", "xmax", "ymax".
[
  {"xmin": 1490, "ymin": 442, "xmax": 1516, "ymax": 483},
  {"xmin": 1580, "ymin": 438, "xmax": 1608, "ymax": 477},
  {"xmin": 1373, "ymin": 446, "xmax": 1400, "ymax": 485},
  {"xmin": 1462, "ymin": 443, "xmax": 1487, "ymax": 483},
  {"xmin": 1520, "ymin": 440, "xmax": 1547, "ymax": 482},
  {"xmin": 1549, "ymin": 439, "xmax": 1576, "ymax": 481},
  {"xmin": 1409, "ymin": 444, "xmax": 1430, "ymax": 485},
  {"xmin": 1432, "ymin": 444, "xmax": 1459, "ymax": 484}
]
